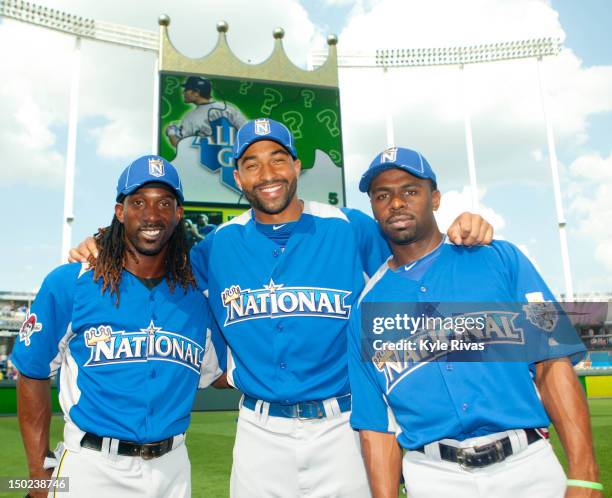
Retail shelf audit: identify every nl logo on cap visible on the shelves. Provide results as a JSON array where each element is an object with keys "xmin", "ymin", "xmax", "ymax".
[
  {"xmin": 148, "ymin": 158, "xmax": 165, "ymax": 177},
  {"xmin": 381, "ymin": 147, "xmax": 398, "ymax": 163},
  {"xmin": 254, "ymin": 119, "xmax": 271, "ymax": 136}
]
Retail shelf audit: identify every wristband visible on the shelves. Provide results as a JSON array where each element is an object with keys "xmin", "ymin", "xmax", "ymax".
[{"xmin": 566, "ymin": 479, "xmax": 604, "ymax": 491}]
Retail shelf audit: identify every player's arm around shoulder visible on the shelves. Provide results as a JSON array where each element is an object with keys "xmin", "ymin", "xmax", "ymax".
[
  {"xmin": 446, "ymin": 212, "xmax": 494, "ymax": 246},
  {"xmin": 536, "ymin": 359, "xmax": 602, "ymax": 497}
]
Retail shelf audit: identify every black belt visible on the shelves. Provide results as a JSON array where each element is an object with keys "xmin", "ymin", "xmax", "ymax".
[
  {"xmin": 416, "ymin": 428, "xmax": 545, "ymax": 468},
  {"xmin": 80, "ymin": 432, "xmax": 175, "ymax": 460}
]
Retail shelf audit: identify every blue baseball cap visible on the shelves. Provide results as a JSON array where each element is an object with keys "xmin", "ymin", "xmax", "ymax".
[
  {"xmin": 182, "ymin": 76, "xmax": 212, "ymax": 98},
  {"xmin": 116, "ymin": 155, "xmax": 184, "ymax": 203},
  {"xmin": 359, "ymin": 147, "xmax": 437, "ymax": 193},
  {"xmin": 233, "ymin": 118, "xmax": 298, "ymax": 161}
]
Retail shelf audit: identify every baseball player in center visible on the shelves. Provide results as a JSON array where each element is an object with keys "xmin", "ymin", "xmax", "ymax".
[{"xmin": 70, "ymin": 118, "xmax": 494, "ymax": 497}]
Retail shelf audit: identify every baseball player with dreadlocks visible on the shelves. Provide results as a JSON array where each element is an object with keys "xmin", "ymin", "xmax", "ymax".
[{"xmin": 11, "ymin": 155, "xmax": 222, "ymax": 498}]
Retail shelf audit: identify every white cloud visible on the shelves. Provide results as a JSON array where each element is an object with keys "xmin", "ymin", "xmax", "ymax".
[
  {"xmin": 568, "ymin": 153, "xmax": 612, "ymax": 273},
  {"xmin": 569, "ymin": 152, "xmax": 612, "ymax": 180},
  {"xmin": 340, "ymin": 0, "xmax": 565, "ymax": 48},
  {"xmin": 0, "ymin": 20, "xmax": 71, "ymax": 187},
  {"xmin": 435, "ymin": 186, "xmax": 506, "ymax": 233},
  {"xmin": 570, "ymin": 182, "xmax": 612, "ymax": 271}
]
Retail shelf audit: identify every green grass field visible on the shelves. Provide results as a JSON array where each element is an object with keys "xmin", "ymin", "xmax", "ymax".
[{"xmin": 0, "ymin": 400, "xmax": 610, "ymax": 497}]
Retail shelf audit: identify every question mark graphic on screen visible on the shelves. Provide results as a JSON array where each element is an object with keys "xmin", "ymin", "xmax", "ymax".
[
  {"xmin": 239, "ymin": 81, "xmax": 254, "ymax": 95},
  {"xmin": 300, "ymin": 89, "xmax": 315, "ymax": 108},
  {"xmin": 316, "ymin": 110, "xmax": 340, "ymax": 137},
  {"xmin": 281, "ymin": 111, "xmax": 304, "ymax": 139},
  {"xmin": 261, "ymin": 88, "xmax": 283, "ymax": 115},
  {"xmin": 328, "ymin": 149, "xmax": 342, "ymax": 164},
  {"xmin": 165, "ymin": 77, "xmax": 181, "ymax": 96}
]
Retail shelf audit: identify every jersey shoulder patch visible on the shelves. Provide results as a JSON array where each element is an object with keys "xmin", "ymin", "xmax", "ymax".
[{"xmin": 303, "ymin": 201, "xmax": 348, "ymax": 222}]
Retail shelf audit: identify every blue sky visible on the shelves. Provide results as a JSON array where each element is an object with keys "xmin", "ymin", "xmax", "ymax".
[{"xmin": 0, "ymin": 0, "xmax": 611, "ymax": 296}]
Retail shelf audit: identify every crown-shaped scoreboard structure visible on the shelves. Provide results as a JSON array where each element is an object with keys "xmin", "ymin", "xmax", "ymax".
[{"xmin": 157, "ymin": 15, "xmax": 339, "ymax": 88}]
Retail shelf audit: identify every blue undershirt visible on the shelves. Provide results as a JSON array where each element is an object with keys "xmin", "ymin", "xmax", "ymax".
[{"xmin": 254, "ymin": 220, "xmax": 299, "ymax": 248}]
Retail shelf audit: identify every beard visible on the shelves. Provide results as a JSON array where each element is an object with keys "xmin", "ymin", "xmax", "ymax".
[
  {"xmin": 125, "ymin": 223, "xmax": 175, "ymax": 257},
  {"xmin": 385, "ymin": 227, "xmax": 419, "ymax": 245},
  {"xmin": 242, "ymin": 177, "xmax": 298, "ymax": 215}
]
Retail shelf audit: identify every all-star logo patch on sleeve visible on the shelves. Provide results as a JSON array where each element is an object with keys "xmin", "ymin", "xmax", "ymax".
[{"xmin": 18, "ymin": 312, "xmax": 43, "ymax": 347}]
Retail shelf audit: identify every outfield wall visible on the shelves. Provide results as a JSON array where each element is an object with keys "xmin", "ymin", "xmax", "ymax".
[
  {"xmin": 2, "ymin": 373, "xmax": 610, "ymax": 415},
  {"xmin": 0, "ymin": 381, "xmax": 242, "ymax": 415}
]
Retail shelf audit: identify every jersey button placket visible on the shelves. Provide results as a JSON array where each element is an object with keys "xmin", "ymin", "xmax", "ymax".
[{"xmin": 146, "ymin": 291, "xmax": 156, "ymax": 439}]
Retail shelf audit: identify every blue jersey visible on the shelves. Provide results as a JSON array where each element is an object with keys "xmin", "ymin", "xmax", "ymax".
[
  {"xmin": 348, "ymin": 239, "xmax": 586, "ymax": 449},
  {"xmin": 190, "ymin": 202, "xmax": 389, "ymax": 403},
  {"xmin": 11, "ymin": 263, "xmax": 221, "ymax": 443}
]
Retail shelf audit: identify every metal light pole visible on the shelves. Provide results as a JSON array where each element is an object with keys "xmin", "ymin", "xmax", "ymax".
[
  {"xmin": 536, "ymin": 56, "xmax": 574, "ymax": 301},
  {"xmin": 0, "ymin": 0, "xmax": 158, "ymax": 261},
  {"xmin": 62, "ymin": 36, "xmax": 81, "ymax": 260},
  {"xmin": 459, "ymin": 64, "xmax": 479, "ymax": 211},
  {"xmin": 382, "ymin": 67, "xmax": 395, "ymax": 148}
]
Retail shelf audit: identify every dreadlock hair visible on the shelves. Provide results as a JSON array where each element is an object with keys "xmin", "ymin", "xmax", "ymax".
[{"xmin": 90, "ymin": 212, "xmax": 197, "ymax": 305}]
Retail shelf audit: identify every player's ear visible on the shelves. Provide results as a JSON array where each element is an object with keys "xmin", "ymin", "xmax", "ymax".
[
  {"xmin": 293, "ymin": 158, "xmax": 302, "ymax": 176},
  {"xmin": 233, "ymin": 169, "xmax": 243, "ymax": 191},
  {"xmin": 175, "ymin": 205, "xmax": 184, "ymax": 223},
  {"xmin": 432, "ymin": 189, "xmax": 441, "ymax": 211},
  {"xmin": 115, "ymin": 202, "xmax": 125, "ymax": 223}
]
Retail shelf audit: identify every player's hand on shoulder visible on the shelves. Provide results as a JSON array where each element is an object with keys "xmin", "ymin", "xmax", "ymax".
[
  {"xmin": 447, "ymin": 212, "xmax": 493, "ymax": 246},
  {"xmin": 68, "ymin": 235, "xmax": 98, "ymax": 263}
]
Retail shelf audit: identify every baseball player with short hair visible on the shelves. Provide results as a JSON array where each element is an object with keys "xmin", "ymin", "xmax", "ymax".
[
  {"xmin": 12, "ymin": 155, "xmax": 222, "ymax": 498},
  {"xmin": 69, "ymin": 119, "xmax": 495, "ymax": 497},
  {"xmin": 166, "ymin": 76, "xmax": 247, "ymax": 148},
  {"xmin": 348, "ymin": 147, "xmax": 602, "ymax": 498}
]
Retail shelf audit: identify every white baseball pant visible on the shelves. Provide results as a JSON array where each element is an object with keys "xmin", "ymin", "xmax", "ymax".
[
  {"xmin": 47, "ymin": 421, "xmax": 190, "ymax": 498},
  {"xmin": 230, "ymin": 399, "xmax": 371, "ymax": 498},
  {"xmin": 402, "ymin": 436, "xmax": 566, "ymax": 498}
]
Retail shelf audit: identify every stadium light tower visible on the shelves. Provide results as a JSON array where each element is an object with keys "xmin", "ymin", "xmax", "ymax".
[
  {"xmin": 310, "ymin": 37, "xmax": 574, "ymax": 300},
  {"xmin": 0, "ymin": 0, "xmax": 158, "ymax": 262}
]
